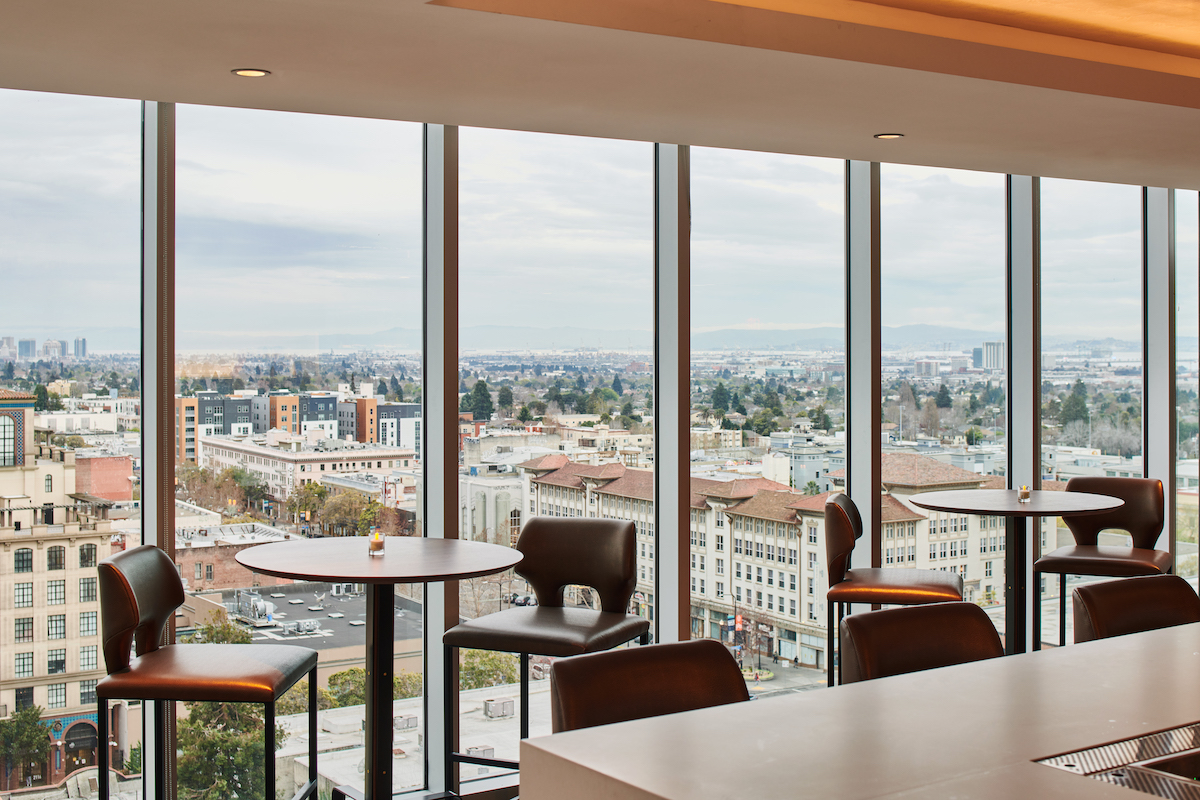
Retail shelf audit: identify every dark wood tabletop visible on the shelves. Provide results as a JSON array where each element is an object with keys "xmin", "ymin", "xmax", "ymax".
[
  {"xmin": 235, "ymin": 536, "xmax": 523, "ymax": 583},
  {"xmin": 909, "ymin": 488, "xmax": 1123, "ymax": 517}
]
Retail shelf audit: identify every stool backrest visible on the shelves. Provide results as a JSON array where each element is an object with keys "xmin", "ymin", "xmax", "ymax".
[
  {"xmin": 1063, "ymin": 476, "xmax": 1164, "ymax": 548},
  {"xmin": 550, "ymin": 639, "xmax": 749, "ymax": 732},
  {"xmin": 825, "ymin": 494, "xmax": 861, "ymax": 588},
  {"xmin": 839, "ymin": 602, "xmax": 1003, "ymax": 683},
  {"xmin": 1073, "ymin": 574, "xmax": 1200, "ymax": 643},
  {"xmin": 98, "ymin": 545, "xmax": 186, "ymax": 673},
  {"xmin": 516, "ymin": 517, "xmax": 637, "ymax": 613}
]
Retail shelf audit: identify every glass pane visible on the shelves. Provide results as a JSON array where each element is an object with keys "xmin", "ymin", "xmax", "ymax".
[
  {"xmin": 457, "ymin": 128, "xmax": 653, "ymax": 775},
  {"xmin": 1040, "ymin": 178, "xmax": 1143, "ymax": 645},
  {"xmin": 880, "ymin": 165, "xmax": 1008, "ymax": 635},
  {"xmin": 1177, "ymin": 190, "xmax": 1199, "ymax": 580},
  {"xmin": 175, "ymin": 105, "xmax": 424, "ymax": 797},
  {"xmin": 690, "ymin": 147, "xmax": 844, "ymax": 690},
  {"xmin": 0, "ymin": 88, "xmax": 140, "ymax": 788}
]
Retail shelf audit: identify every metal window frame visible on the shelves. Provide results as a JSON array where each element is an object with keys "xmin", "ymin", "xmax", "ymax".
[
  {"xmin": 1007, "ymin": 174, "xmax": 1040, "ymax": 654},
  {"xmin": 1143, "ymin": 187, "xmax": 1176, "ymax": 566},
  {"xmin": 654, "ymin": 142, "xmax": 690, "ymax": 645}
]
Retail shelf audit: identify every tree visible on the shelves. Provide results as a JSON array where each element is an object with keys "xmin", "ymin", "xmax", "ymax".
[
  {"xmin": 286, "ymin": 482, "xmax": 328, "ymax": 525},
  {"xmin": 621, "ymin": 401, "xmax": 635, "ymax": 417},
  {"xmin": 808, "ymin": 404, "xmax": 831, "ymax": 430},
  {"xmin": 711, "ymin": 382, "xmax": 730, "ymax": 412},
  {"xmin": 803, "ymin": 480, "xmax": 821, "ymax": 495},
  {"xmin": 3, "ymin": 362, "xmax": 14, "ymax": 380},
  {"xmin": 459, "ymin": 649, "xmax": 519, "ymax": 689},
  {"xmin": 965, "ymin": 426, "xmax": 986, "ymax": 445},
  {"xmin": 469, "ymin": 380, "xmax": 494, "ymax": 420},
  {"xmin": 935, "ymin": 384, "xmax": 953, "ymax": 409},
  {"xmin": 497, "ymin": 385, "xmax": 514, "ymax": 411},
  {"xmin": 327, "ymin": 667, "xmax": 423, "ymax": 708},
  {"xmin": 177, "ymin": 620, "xmax": 281, "ymax": 800},
  {"xmin": 33, "ymin": 385, "xmax": 62, "ymax": 411},
  {"xmin": 611, "ymin": 374, "xmax": 623, "ymax": 395},
  {"xmin": 517, "ymin": 405, "xmax": 533, "ymax": 422},
  {"xmin": 0, "ymin": 705, "xmax": 52, "ymax": 790},
  {"xmin": 574, "ymin": 374, "xmax": 587, "ymax": 392},
  {"xmin": 359, "ymin": 499, "xmax": 383, "ymax": 534},
  {"xmin": 275, "ymin": 679, "xmax": 335, "ymax": 716},
  {"xmin": 320, "ymin": 492, "xmax": 369, "ymax": 536},
  {"xmin": 228, "ymin": 467, "xmax": 269, "ymax": 513},
  {"xmin": 1060, "ymin": 380, "xmax": 1090, "ymax": 427},
  {"xmin": 125, "ymin": 742, "xmax": 143, "ymax": 774}
]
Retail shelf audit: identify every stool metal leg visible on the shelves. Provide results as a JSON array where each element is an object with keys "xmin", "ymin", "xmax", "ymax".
[
  {"xmin": 98, "ymin": 698, "xmax": 109, "ymax": 799},
  {"xmin": 826, "ymin": 601, "xmax": 835, "ymax": 688},
  {"xmin": 837, "ymin": 603, "xmax": 847, "ymax": 685},
  {"xmin": 1059, "ymin": 574, "xmax": 1068, "ymax": 646},
  {"xmin": 444, "ymin": 643, "xmax": 455, "ymax": 793},
  {"xmin": 520, "ymin": 652, "xmax": 530, "ymax": 740},
  {"xmin": 266, "ymin": 702, "xmax": 276, "ymax": 797},
  {"xmin": 308, "ymin": 667, "xmax": 318, "ymax": 795}
]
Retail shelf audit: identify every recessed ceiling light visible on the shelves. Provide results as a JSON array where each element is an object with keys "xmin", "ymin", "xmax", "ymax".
[
  {"xmin": 874, "ymin": 133, "xmax": 904, "ymax": 140},
  {"xmin": 232, "ymin": 68, "xmax": 271, "ymax": 78}
]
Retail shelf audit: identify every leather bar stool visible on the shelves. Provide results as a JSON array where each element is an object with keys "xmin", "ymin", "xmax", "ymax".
[
  {"xmin": 825, "ymin": 494, "xmax": 963, "ymax": 687},
  {"xmin": 838, "ymin": 602, "xmax": 1004, "ymax": 683},
  {"xmin": 550, "ymin": 639, "xmax": 749, "ymax": 733},
  {"xmin": 443, "ymin": 517, "xmax": 650, "ymax": 785},
  {"xmin": 1073, "ymin": 574, "xmax": 1200, "ymax": 643},
  {"xmin": 1034, "ymin": 476, "xmax": 1172, "ymax": 646},
  {"xmin": 97, "ymin": 545, "xmax": 319, "ymax": 800}
]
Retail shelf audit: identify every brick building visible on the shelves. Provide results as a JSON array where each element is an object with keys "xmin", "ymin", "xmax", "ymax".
[{"xmin": 72, "ymin": 451, "xmax": 134, "ymax": 502}]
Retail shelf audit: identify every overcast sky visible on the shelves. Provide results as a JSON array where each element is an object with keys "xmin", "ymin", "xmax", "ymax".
[{"xmin": 0, "ymin": 88, "xmax": 1195, "ymax": 354}]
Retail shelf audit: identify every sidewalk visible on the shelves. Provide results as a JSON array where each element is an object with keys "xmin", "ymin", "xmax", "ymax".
[{"xmin": 744, "ymin": 660, "xmax": 827, "ymax": 698}]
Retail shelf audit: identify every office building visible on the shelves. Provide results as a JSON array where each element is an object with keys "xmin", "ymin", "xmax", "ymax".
[
  {"xmin": 17, "ymin": 339, "xmax": 35, "ymax": 359},
  {"xmin": 73, "ymin": 338, "xmax": 86, "ymax": 358}
]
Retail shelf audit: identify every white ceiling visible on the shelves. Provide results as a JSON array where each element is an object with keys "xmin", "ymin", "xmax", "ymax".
[{"xmin": 2, "ymin": 0, "xmax": 1199, "ymax": 188}]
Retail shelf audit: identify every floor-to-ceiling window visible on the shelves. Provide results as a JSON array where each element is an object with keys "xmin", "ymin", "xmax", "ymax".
[
  {"xmin": 175, "ymin": 105, "xmax": 424, "ymax": 797},
  {"xmin": 0, "ymin": 88, "xmax": 141, "ymax": 789},
  {"xmin": 456, "ymin": 128, "xmax": 653, "ymax": 773},
  {"xmin": 880, "ymin": 164, "xmax": 1008, "ymax": 629},
  {"xmin": 1177, "ymin": 191, "xmax": 1199, "ymax": 580},
  {"xmin": 690, "ymin": 147, "xmax": 844, "ymax": 685},
  {"xmin": 1040, "ymin": 178, "xmax": 1143, "ymax": 643}
]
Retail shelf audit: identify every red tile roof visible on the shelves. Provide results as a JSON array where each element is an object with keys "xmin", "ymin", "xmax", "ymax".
[
  {"xmin": 882, "ymin": 494, "xmax": 926, "ymax": 522},
  {"xmin": 517, "ymin": 453, "xmax": 570, "ymax": 471},
  {"xmin": 698, "ymin": 477, "xmax": 791, "ymax": 500},
  {"xmin": 0, "ymin": 389, "xmax": 35, "ymax": 401},
  {"xmin": 828, "ymin": 453, "xmax": 989, "ymax": 490},
  {"xmin": 594, "ymin": 467, "xmax": 654, "ymax": 500},
  {"xmin": 786, "ymin": 491, "xmax": 836, "ymax": 513},
  {"xmin": 726, "ymin": 490, "xmax": 806, "ymax": 523}
]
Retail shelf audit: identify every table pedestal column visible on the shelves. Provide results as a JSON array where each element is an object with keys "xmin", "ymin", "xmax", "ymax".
[
  {"xmin": 365, "ymin": 584, "xmax": 394, "ymax": 799},
  {"xmin": 1005, "ymin": 516, "xmax": 1027, "ymax": 655}
]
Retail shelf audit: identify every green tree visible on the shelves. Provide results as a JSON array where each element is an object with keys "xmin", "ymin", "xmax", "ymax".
[
  {"xmin": 497, "ymin": 385, "xmax": 514, "ymax": 411},
  {"xmin": 2, "ymin": 362, "xmax": 13, "ymax": 380},
  {"xmin": 459, "ymin": 650, "xmax": 519, "ymax": 689},
  {"xmin": 935, "ymin": 384, "xmax": 953, "ymax": 409},
  {"xmin": 611, "ymin": 374, "xmax": 624, "ymax": 395},
  {"xmin": 574, "ymin": 374, "xmax": 587, "ymax": 392},
  {"xmin": 286, "ymin": 482, "xmax": 328, "ymax": 525},
  {"xmin": 621, "ymin": 401, "xmax": 635, "ymax": 417},
  {"xmin": 275, "ymin": 679, "xmax": 335, "ymax": 716},
  {"xmin": 711, "ymin": 382, "xmax": 730, "ymax": 412},
  {"xmin": 803, "ymin": 480, "xmax": 820, "ymax": 495},
  {"xmin": 1060, "ymin": 380, "xmax": 1090, "ymax": 426},
  {"xmin": 0, "ymin": 705, "xmax": 52, "ymax": 790},
  {"xmin": 228, "ymin": 467, "xmax": 269, "ymax": 513},
  {"xmin": 125, "ymin": 742, "xmax": 143, "ymax": 774},
  {"xmin": 327, "ymin": 668, "xmax": 423, "ymax": 707},
  {"xmin": 33, "ymin": 385, "xmax": 63, "ymax": 411},
  {"xmin": 965, "ymin": 427, "xmax": 986, "ymax": 445},
  {"xmin": 320, "ymin": 492, "xmax": 369, "ymax": 536},
  {"xmin": 358, "ymin": 499, "xmax": 383, "ymax": 535},
  {"xmin": 517, "ymin": 405, "xmax": 533, "ymax": 422},
  {"xmin": 808, "ymin": 404, "xmax": 832, "ymax": 430},
  {"xmin": 470, "ymin": 380, "xmax": 494, "ymax": 420},
  {"xmin": 177, "ymin": 620, "xmax": 280, "ymax": 800}
]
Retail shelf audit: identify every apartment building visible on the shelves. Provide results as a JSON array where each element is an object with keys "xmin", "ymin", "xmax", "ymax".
[
  {"xmin": 514, "ymin": 450, "xmax": 1038, "ymax": 669},
  {"xmin": 201, "ymin": 431, "xmax": 417, "ymax": 501},
  {"xmin": 0, "ymin": 390, "xmax": 117, "ymax": 787}
]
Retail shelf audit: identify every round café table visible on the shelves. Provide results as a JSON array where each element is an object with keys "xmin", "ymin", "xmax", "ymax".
[
  {"xmin": 237, "ymin": 536, "xmax": 522, "ymax": 800},
  {"xmin": 909, "ymin": 489, "xmax": 1122, "ymax": 654}
]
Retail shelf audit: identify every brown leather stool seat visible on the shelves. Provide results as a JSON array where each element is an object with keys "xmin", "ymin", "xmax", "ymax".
[
  {"xmin": 550, "ymin": 639, "xmax": 749, "ymax": 733},
  {"xmin": 825, "ymin": 494, "xmax": 963, "ymax": 686},
  {"xmin": 97, "ymin": 545, "xmax": 318, "ymax": 800},
  {"xmin": 443, "ymin": 517, "xmax": 650, "ymax": 786},
  {"xmin": 1034, "ymin": 476, "xmax": 1171, "ymax": 646},
  {"xmin": 838, "ymin": 602, "xmax": 1004, "ymax": 683},
  {"xmin": 1073, "ymin": 574, "xmax": 1200, "ymax": 644}
]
